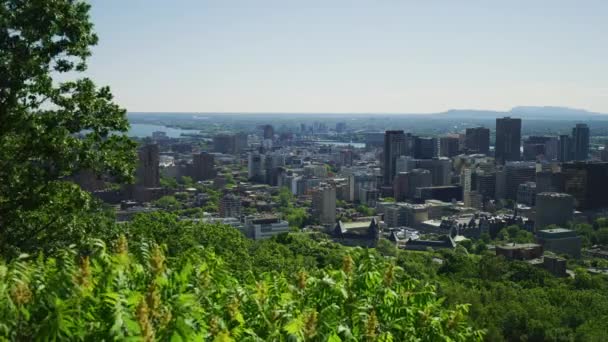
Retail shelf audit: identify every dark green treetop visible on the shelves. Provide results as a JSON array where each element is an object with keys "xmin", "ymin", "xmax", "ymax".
[{"xmin": 0, "ymin": 0, "xmax": 136, "ymax": 254}]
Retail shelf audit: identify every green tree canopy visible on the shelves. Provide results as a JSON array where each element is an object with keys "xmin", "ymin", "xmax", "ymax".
[
  {"xmin": 153, "ymin": 195, "xmax": 181, "ymax": 211},
  {"xmin": 0, "ymin": 0, "xmax": 135, "ymax": 255}
]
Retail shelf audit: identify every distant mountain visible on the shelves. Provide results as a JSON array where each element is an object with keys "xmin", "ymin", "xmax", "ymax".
[
  {"xmin": 435, "ymin": 109, "xmax": 505, "ymax": 118},
  {"xmin": 432, "ymin": 106, "xmax": 607, "ymax": 120},
  {"xmin": 509, "ymin": 106, "xmax": 606, "ymax": 118}
]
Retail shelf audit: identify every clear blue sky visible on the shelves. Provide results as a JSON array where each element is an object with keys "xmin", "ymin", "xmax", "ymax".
[{"xmin": 87, "ymin": 0, "xmax": 608, "ymax": 113}]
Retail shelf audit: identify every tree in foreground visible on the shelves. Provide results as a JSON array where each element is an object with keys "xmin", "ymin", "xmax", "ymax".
[{"xmin": 0, "ymin": 0, "xmax": 136, "ymax": 255}]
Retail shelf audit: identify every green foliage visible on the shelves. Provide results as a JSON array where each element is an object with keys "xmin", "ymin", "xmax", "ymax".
[
  {"xmin": 437, "ymin": 250, "xmax": 608, "ymax": 341},
  {"xmin": 376, "ymin": 238, "xmax": 398, "ymax": 257},
  {"xmin": 153, "ymin": 195, "xmax": 182, "ymax": 211},
  {"xmin": 179, "ymin": 176, "xmax": 194, "ymax": 187},
  {"xmin": 274, "ymin": 187, "xmax": 310, "ymax": 229},
  {"xmin": 0, "ymin": 0, "xmax": 136, "ymax": 255},
  {"xmin": 494, "ymin": 225, "xmax": 534, "ymax": 244},
  {"xmin": 574, "ymin": 220, "xmax": 608, "ymax": 247},
  {"xmin": 126, "ymin": 212, "xmax": 253, "ymax": 274},
  {"xmin": 276, "ymin": 187, "xmax": 295, "ymax": 209},
  {"xmin": 224, "ymin": 173, "xmax": 235, "ymax": 185},
  {"xmin": 0, "ymin": 241, "xmax": 483, "ymax": 341},
  {"xmin": 160, "ymin": 175, "xmax": 179, "ymax": 189},
  {"xmin": 356, "ymin": 205, "xmax": 375, "ymax": 216},
  {"xmin": 285, "ymin": 207, "xmax": 309, "ymax": 229},
  {"xmin": 200, "ymin": 187, "xmax": 221, "ymax": 213}
]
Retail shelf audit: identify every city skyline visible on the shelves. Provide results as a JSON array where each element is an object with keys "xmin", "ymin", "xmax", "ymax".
[
  {"xmin": 87, "ymin": 0, "xmax": 608, "ymax": 113},
  {"xmin": 5, "ymin": 2, "xmax": 608, "ymax": 339}
]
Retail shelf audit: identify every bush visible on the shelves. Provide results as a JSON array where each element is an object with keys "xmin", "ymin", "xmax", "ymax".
[{"xmin": 0, "ymin": 242, "xmax": 483, "ymax": 341}]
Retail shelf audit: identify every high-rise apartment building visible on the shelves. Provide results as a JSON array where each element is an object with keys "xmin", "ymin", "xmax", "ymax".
[
  {"xmin": 311, "ymin": 184, "xmax": 336, "ymax": 226},
  {"xmin": 219, "ymin": 194, "xmax": 242, "ymax": 218},
  {"xmin": 191, "ymin": 152, "xmax": 216, "ymax": 181},
  {"xmin": 136, "ymin": 144, "xmax": 160, "ymax": 187}
]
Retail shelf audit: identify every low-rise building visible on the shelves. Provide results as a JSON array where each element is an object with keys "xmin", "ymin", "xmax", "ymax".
[
  {"xmin": 536, "ymin": 228, "xmax": 582, "ymax": 257},
  {"xmin": 495, "ymin": 243, "xmax": 543, "ymax": 260},
  {"xmin": 402, "ymin": 236, "xmax": 455, "ymax": 251},
  {"xmin": 243, "ymin": 216, "xmax": 290, "ymax": 240},
  {"xmin": 384, "ymin": 203, "xmax": 429, "ymax": 228},
  {"xmin": 542, "ymin": 255, "xmax": 567, "ymax": 277},
  {"xmin": 584, "ymin": 246, "xmax": 608, "ymax": 259},
  {"xmin": 332, "ymin": 218, "xmax": 381, "ymax": 247}
]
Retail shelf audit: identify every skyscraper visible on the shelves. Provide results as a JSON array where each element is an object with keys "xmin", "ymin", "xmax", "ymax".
[
  {"xmin": 465, "ymin": 127, "xmax": 490, "ymax": 154},
  {"xmin": 262, "ymin": 124, "xmax": 274, "ymax": 140},
  {"xmin": 383, "ymin": 131, "xmax": 406, "ymax": 186},
  {"xmin": 415, "ymin": 158, "xmax": 451, "ymax": 186},
  {"xmin": 522, "ymin": 136, "xmax": 553, "ymax": 161},
  {"xmin": 406, "ymin": 169, "xmax": 432, "ymax": 199},
  {"xmin": 562, "ymin": 162, "xmax": 608, "ymax": 210},
  {"xmin": 558, "ymin": 135, "xmax": 573, "ymax": 162},
  {"xmin": 136, "ymin": 144, "xmax": 160, "ymax": 188},
  {"xmin": 413, "ymin": 137, "xmax": 438, "ymax": 159},
  {"xmin": 504, "ymin": 161, "xmax": 536, "ymax": 200},
  {"xmin": 495, "ymin": 117, "xmax": 522, "ymax": 163},
  {"xmin": 439, "ymin": 135, "xmax": 460, "ymax": 157},
  {"xmin": 393, "ymin": 172, "xmax": 409, "ymax": 202},
  {"xmin": 572, "ymin": 123, "xmax": 590, "ymax": 161}
]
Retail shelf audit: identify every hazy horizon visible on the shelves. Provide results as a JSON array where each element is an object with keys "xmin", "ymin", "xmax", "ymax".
[
  {"xmin": 126, "ymin": 105, "xmax": 606, "ymax": 116},
  {"xmin": 89, "ymin": 1, "xmax": 608, "ymax": 113}
]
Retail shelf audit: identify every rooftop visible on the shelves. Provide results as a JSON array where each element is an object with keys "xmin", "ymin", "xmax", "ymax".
[
  {"xmin": 496, "ymin": 243, "xmax": 541, "ymax": 250},
  {"xmin": 536, "ymin": 192, "xmax": 573, "ymax": 198},
  {"xmin": 342, "ymin": 221, "xmax": 372, "ymax": 230},
  {"xmin": 537, "ymin": 228, "xmax": 578, "ymax": 239},
  {"xmin": 539, "ymin": 228, "xmax": 572, "ymax": 233}
]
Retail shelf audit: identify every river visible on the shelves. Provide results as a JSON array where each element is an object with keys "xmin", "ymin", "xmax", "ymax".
[{"xmin": 128, "ymin": 123, "xmax": 201, "ymax": 138}]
